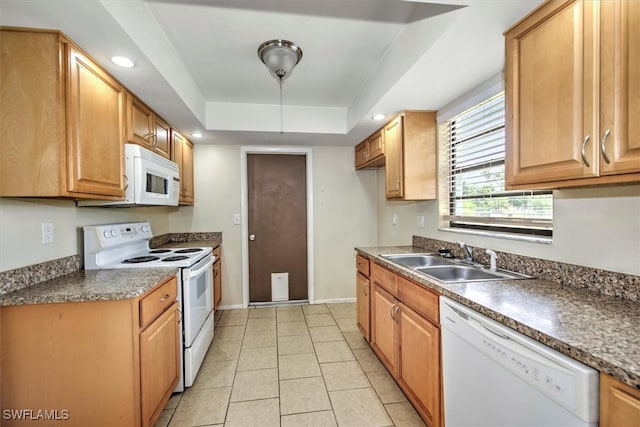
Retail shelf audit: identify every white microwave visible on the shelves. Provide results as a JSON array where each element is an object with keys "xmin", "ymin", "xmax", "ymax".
[{"xmin": 79, "ymin": 144, "xmax": 180, "ymax": 207}]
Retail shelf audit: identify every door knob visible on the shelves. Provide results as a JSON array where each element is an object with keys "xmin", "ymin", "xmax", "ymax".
[{"xmin": 249, "ymin": 234, "xmax": 256, "ymax": 241}]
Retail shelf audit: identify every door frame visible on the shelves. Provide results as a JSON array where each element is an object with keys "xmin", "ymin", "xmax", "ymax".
[{"xmin": 240, "ymin": 146, "xmax": 314, "ymax": 308}]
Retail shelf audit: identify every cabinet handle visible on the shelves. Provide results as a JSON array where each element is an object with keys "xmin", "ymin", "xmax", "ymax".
[
  {"xmin": 390, "ymin": 303, "xmax": 396, "ymax": 320},
  {"xmin": 580, "ymin": 135, "xmax": 591, "ymax": 167},
  {"xmin": 393, "ymin": 305, "xmax": 400, "ymax": 321},
  {"xmin": 395, "ymin": 180, "xmax": 400, "ymax": 191},
  {"xmin": 600, "ymin": 129, "xmax": 611, "ymax": 164},
  {"xmin": 159, "ymin": 294, "xmax": 170, "ymax": 302},
  {"xmin": 363, "ymin": 283, "xmax": 368, "ymax": 296}
]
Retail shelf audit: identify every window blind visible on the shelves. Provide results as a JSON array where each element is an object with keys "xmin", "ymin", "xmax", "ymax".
[{"xmin": 440, "ymin": 92, "xmax": 553, "ymax": 236}]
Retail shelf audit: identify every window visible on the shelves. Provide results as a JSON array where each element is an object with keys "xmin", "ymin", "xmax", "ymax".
[{"xmin": 439, "ymin": 91, "xmax": 553, "ymax": 237}]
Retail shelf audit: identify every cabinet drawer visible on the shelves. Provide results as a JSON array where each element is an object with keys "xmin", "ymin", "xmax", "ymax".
[
  {"xmin": 397, "ymin": 276, "xmax": 438, "ymax": 324},
  {"xmin": 371, "ymin": 262, "xmax": 397, "ymax": 295},
  {"xmin": 356, "ymin": 254, "xmax": 370, "ymax": 277},
  {"xmin": 213, "ymin": 245, "xmax": 222, "ymax": 259},
  {"xmin": 140, "ymin": 276, "xmax": 178, "ymax": 328}
]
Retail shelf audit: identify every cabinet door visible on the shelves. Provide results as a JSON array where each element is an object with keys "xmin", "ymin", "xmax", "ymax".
[
  {"xmin": 127, "ymin": 93, "xmax": 154, "ymax": 148},
  {"xmin": 396, "ymin": 301, "xmax": 441, "ymax": 427},
  {"xmin": 370, "ymin": 283, "xmax": 397, "ymax": 374},
  {"xmin": 356, "ymin": 273, "xmax": 370, "ymax": 342},
  {"xmin": 368, "ymin": 129, "xmax": 384, "ymax": 160},
  {"xmin": 600, "ymin": 0, "xmax": 640, "ymax": 175},
  {"xmin": 181, "ymin": 138, "xmax": 195, "ymax": 205},
  {"xmin": 66, "ymin": 46, "xmax": 125, "ymax": 197},
  {"xmin": 385, "ymin": 116, "xmax": 404, "ymax": 198},
  {"xmin": 153, "ymin": 116, "xmax": 171, "ymax": 159},
  {"xmin": 214, "ymin": 260, "xmax": 222, "ymax": 311},
  {"xmin": 140, "ymin": 302, "xmax": 180, "ymax": 427},
  {"xmin": 355, "ymin": 141, "xmax": 368, "ymax": 169},
  {"xmin": 600, "ymin": 373, "xmax": 640, "ymax": 427},
  {"xmin": 505, "ymin": 0, "xmax": 599, "ymax": 186}
]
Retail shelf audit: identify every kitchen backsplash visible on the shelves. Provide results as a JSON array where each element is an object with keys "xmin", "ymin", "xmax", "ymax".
[
  {"xmin": 413, "ymin": 236, "xmax": 640, "ymax": 303},
  {"xmin": 0, "ymin": 255, "xmax": 80, "ymax": 297},
  {"xmin": 149, "ymin": 232, "xmax": 222, "ymax": 248},
  {"xmin": 0, "ymin": 232, "xmax": 222, "ymax": 297}
]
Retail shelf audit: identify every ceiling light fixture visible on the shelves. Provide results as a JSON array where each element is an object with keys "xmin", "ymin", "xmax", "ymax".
[
  {"xmin": 258, "ymin": 39, "xmax": 303, "ymax": 134},
  {"xmin": 191, "ymin": 132, "xmax": 203, "ymax": 139},
  {"xmin": 111, "ymin": 56, "xmax": 135, "ymax": 68},
  {"xmin": 372, "ymin": 114, "xmax": 386, "ymax": 121}
]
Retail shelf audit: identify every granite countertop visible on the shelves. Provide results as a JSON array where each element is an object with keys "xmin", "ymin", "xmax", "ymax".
[
  {"xmin": 0, "ymin": 268, "xmax": 178, "ymax": 306},
  {"xmin": 356, "ymin": 245, "xmax": 640, "ymax": 389}
]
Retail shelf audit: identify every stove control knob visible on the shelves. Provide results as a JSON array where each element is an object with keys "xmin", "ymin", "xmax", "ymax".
[
  {"xmin": 142, "ymin": 225, "xmax": 150, "ymax": 232},
  {"xmin": 110, "ymin": 229, "xmax": 117, "ymax": 237},
  {"xmin": 103, "ymin": 230, "xmax": 110, "ymax": 239}
]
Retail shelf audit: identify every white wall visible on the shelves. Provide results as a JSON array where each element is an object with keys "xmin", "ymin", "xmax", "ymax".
[
  {"xmin": 377, "ymin": 170, "xmax": 640, "ymax": 276},
  {"xmin": 0, "ymin": 198, "xmax": 173, "ymax": 272},
  {"xmin": 169, "ymin": 144, "xmax": 378, "ymax": 307}
]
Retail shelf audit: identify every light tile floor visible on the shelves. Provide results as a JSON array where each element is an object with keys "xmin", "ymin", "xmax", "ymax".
[{"xmin": 155, "ymin": 303, "xmax": 426, "ymax": 427}]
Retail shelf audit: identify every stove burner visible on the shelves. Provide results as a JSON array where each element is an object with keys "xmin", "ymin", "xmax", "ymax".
[
  {"xmin": 123, "ymin": 256, "xmax": 160, "ymax": 264},
  {"xmin": 163, "ymin": 256, "xmax": 189, "ymax": 262},
  {"xmin": 174, "ymin": 248, "xmax": 203, "ymax": 254},
  {"xmin": 149, "ymin": 249, "xmax": 171, "ymax": 254}
]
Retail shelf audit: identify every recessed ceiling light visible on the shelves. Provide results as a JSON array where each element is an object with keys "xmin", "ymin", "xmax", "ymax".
[
  {"xmin": 372, "ymin": 114, "xmax": 386, "ymax": 121},
  {"xmin": 111, "ymin": 56, "xmax": 134, "ymax": 68},
  {"xmin": 191, "ymin": 132, "xmax": 203, "ymax": 139}
]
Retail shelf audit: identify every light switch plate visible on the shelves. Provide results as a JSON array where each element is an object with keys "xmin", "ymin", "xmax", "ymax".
[
  {"xmin": 233, "ymin": 213, "xmax": 241, "ymax": 225},
  {"xmin": 417, "ymin": 215, "xmax": 425, "ymax": 228},
  {"xmin": 392, "ymin": 213, "xmax": 398, "ymax": 225}
]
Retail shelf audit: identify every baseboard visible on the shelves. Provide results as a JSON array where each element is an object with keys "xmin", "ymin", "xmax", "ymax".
[
  {"xmin": 313, "ymin": 297, "xmax": 356, "ymax": 304},
  {"xmin": 217, "ymin": 304, "xmax": 244, "ymax": 310}
]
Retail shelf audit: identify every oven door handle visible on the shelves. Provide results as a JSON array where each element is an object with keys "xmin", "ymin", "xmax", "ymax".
[{"xmin": 183, "ymin": 256, "xmax": 215, "ymax": 280}]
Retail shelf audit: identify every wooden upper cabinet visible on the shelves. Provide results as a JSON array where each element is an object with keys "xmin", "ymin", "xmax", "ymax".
[
  {"xmin": 67, "ymin": 46, "xmax": 126, "ymax": 197},
  {"xmin": 385, "ymin": 116, "xmax": 404, "ymax": 198},
  {"xmin": 126, "ymin": 92, "xmax": 171, "ymax": 159},
  {"xmin": 599, "ymin": 0, "xmax": 640, "ymax": 176},
  {"xmin": 505, "ymin": 0, "xmax": 640, "ymax": 189},
  {"xmin": 355, "ymin": 129, "xmax": 385, "ymax": 169},
  {"xmin": 0, "ymin": 28, "xmax": 125, "ymax": 199},
  {"xmin": 384, "ymin": 111, "xmax": 437, "ymax": 200},
  {"xmin": 171, "ymin": 130, "xmax": 195, "ymax": 205}
]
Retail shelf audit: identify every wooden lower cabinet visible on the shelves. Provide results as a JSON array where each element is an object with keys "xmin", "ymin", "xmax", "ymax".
[
  {"xmin": 0, "ymin": 276, "xmax": 179, "ymax": 427},
  {"xmin": 140, "ymin": 302, "xmax": 180, "ymax": 427},
  {"xmin": 396, "ymin": 300, "xmax": 441, "ymax": 427},
  {"xmin": 369, "ymin": 263, "xmax": 442, "ymax": 427},
  {"xmin": 356, "ymin": 254, "xmax": 371, "ymax": 341},
  {"xmin": 213, "ymin": 245, "xmax": 222, "ymax": 310},
  {"xmin": 600, "ymin": 372, "xmax": 640, "ymax": 427},
  {"xmin": 371, "ymin": 283, "xmax": 398, "ymax": 373},
  {"xmin": 356, "ymin": 273, "xmax": 370, "ymax": 341}
]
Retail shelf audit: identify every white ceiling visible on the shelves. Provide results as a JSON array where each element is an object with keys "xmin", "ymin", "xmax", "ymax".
[{"xmin": 0, "ymin": 0, "xmax": 544, "ymax": 146}]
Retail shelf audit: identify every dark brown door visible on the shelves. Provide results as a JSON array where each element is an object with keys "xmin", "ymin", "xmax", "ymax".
[{"xmin": 248, "ymin": 154, "xmax": 308, "ymax": 302}]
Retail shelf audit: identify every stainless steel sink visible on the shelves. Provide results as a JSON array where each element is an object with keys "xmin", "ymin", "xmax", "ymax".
[
  {"xmin": 382, "ymin": 253, "xmax": 531, "ymax": 283},
  {"xmin": 382, "ymin": 253, "xmax": 455, "ymax": 268}
]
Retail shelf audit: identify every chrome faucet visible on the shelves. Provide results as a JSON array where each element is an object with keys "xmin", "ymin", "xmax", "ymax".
[
  {"xmin": 457, "ymin": 241, "xmax": 473, "ymax": 263},
  {"xmin": 485, "ymin": 249, "xmax": 498, "ymax": 271}
]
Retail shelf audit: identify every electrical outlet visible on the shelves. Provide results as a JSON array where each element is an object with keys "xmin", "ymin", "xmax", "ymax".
[
  {"xmin": 417, "ymin": 215, "xmax": 425, "ymax": 228},
  {"xmin": 392, "ymin": 213, "xmax": 398, "ymax": 225},
  {"xmin": 233, "ymin": 213, "xmax": 241, "ymax": 225},
  {"xmin": 41, "ymin": 223, "xmax": 54, "ymax": 244}
]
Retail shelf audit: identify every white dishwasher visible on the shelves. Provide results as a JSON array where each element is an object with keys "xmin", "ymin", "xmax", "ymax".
[{"xmin": 440, "ymin": 296, "xmax": 599, "ymax": 427}]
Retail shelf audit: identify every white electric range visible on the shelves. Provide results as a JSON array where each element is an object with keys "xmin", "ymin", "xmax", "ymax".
[{"xmin": 83, "ymin": 222, "xmax": 215, "ymax": 392}]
